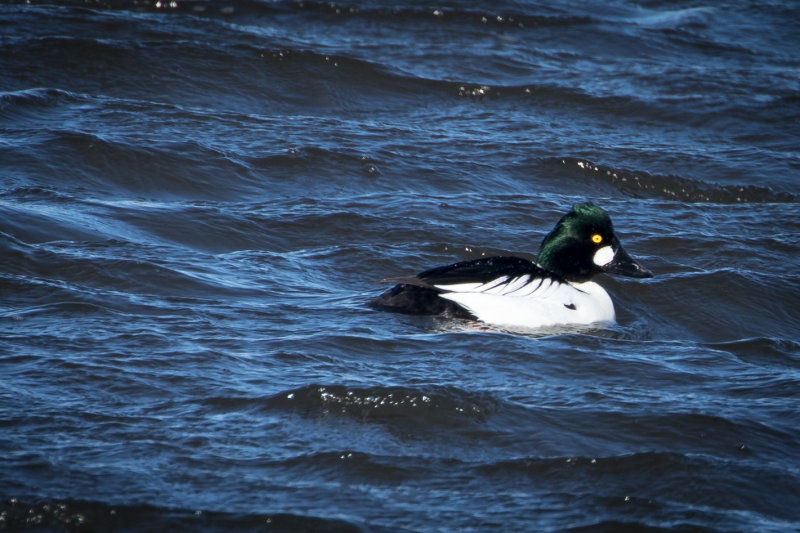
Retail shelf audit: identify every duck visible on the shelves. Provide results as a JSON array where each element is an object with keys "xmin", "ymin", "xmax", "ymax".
[{"xmin": 369, "ymin": 203, "xmax": 652, "ymax": 329}]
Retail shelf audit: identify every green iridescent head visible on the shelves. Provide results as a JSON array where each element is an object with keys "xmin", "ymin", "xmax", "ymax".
[{"xmin": 537, "ymin": 203, "xmax": 652, "ymax": 282}]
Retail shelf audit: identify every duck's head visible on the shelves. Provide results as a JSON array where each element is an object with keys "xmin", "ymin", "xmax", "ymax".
[{"xmin": 537, "ymin": 203, "xmax": 653, "ymax": 283}]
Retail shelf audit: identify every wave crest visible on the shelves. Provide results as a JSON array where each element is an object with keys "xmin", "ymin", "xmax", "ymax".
[
  {"xmin": 554, "ymin": 157, "xmax": 796, "ymax": 203},
  {"xmin": 268, "ymin": 383, "xmax": 497, "ymax": 423}
]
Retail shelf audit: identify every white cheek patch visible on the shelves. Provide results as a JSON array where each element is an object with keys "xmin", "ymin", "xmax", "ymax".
[{"xmin": 593, "ymin": 245, "xmax": 614, "ymax": 267}]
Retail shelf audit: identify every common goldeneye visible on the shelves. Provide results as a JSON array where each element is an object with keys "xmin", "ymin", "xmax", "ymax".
[{"xmin": 370, "ymin": 203, "xmax": 652, "ymax": 329}]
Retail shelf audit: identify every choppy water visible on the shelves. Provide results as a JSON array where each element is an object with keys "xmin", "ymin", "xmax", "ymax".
[{"xmin": 2, "ymin": 1, "xmax": 799, "ymax": 531}]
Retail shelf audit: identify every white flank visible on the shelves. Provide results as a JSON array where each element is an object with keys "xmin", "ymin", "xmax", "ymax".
[
  {"xmin": 593, "ymin": 245, "xmax": 614, "ymax": 267},
  {"xmin": 438, "ymin": 278, "xmax": 616, "ymax": 329}
]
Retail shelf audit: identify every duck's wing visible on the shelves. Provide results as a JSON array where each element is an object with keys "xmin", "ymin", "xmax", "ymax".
[
  {"xmin": 372, "ymin": 256, "xmax": 578, "ymax": 322},
  {"xmin": 422, "ymin": 257, "xmax": 606, "ymax": 328},
  {"xmin": 395, "ymin": 256, "xmax": 565, "ymax": 297}
]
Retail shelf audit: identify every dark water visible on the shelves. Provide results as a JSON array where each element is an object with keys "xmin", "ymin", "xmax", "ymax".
[{"xmin": 2, "ymin": 1, "xmax": 800, "ymax": 531}]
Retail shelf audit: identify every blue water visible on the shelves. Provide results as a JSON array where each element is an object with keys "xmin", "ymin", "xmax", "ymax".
[{"xmin": 1, "ymin": 1, "xmax": 799, "ymax": 531}]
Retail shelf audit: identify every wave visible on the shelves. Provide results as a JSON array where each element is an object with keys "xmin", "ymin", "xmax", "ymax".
[
  {"xmin": 260, "ymin": 383, "xmax": 497, "ymax": 424},
  {"xmin": 0, "ymin": 227, "xmax": 256, "ymax": 319},
  {"xmin": 260, "ymin": 1, "xmax": 594, "ymax": 32},
  {"xmin": 4, "ymin": 128, "xmax": 257, "ymax": 200},
  {"xmin": 4, "ymin": 18, "xmax": 785, "ymax": 138},
  {"xmin": 705, "ymin": 337, "xmax": 800, "ymax": 368},
  {"xmin": 0, "ymin": 498, "xmax": 373, "ymax": 533},
  {"xmin": 0, "ymin": 4, "xmax": 650, "ymax": 105},
  {"xmin": 0, "ymin": 87, "xmax": 85, "ymax": 123},
  {"xmin": 549, "ymin": 157, "xmax": 796, "ymax": 203},
  {"xmin": 478, "ymin": 450, "xmax": 800, "ymax": 527},
  {"xmin": 27, "ymin": 0, "xmax": 594, "ymax": 29},
  {"xmin": 642, "ymin": 268, "xmax": 800, "ymax": 341}
]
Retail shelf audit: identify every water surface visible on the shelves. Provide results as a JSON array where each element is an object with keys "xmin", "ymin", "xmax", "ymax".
[{"xmin": 1, "ymin": 1, "xmax": 799, "ymax": 531}]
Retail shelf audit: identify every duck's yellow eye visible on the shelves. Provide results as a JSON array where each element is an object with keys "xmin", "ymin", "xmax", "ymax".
[{"xmin": 591, "ymin": 233, "xmax": 603, "ymax": 244}]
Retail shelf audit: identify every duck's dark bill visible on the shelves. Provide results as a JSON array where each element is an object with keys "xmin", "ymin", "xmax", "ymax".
[{"xmin": 602, "ymin": 246, "xmax": 653, "ymax": 278}]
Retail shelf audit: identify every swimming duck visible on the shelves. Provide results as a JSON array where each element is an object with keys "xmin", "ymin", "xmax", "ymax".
[{"xmin": 370, "ymin": 203, "xmax": 652, "ymax": 329}]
